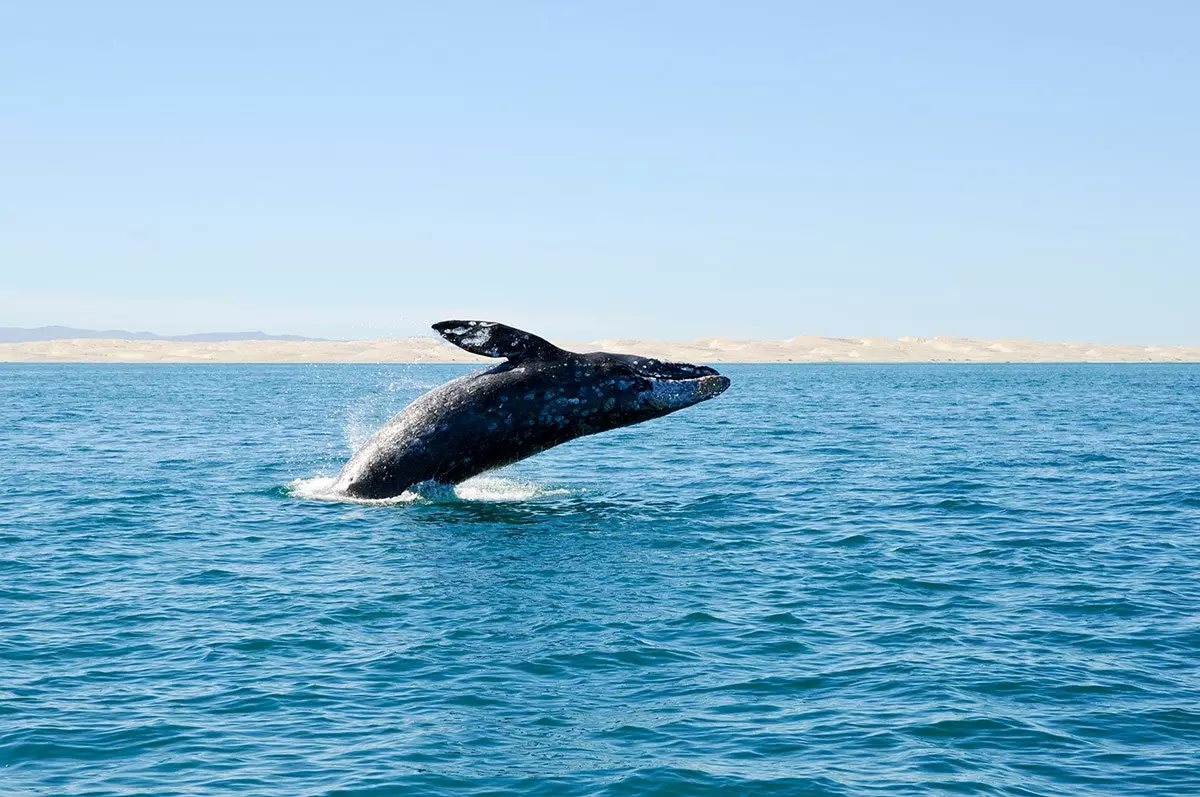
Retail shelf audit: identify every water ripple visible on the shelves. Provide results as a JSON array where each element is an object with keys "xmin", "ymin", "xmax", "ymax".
[{"xmin": 1, "ymin": 363, "xmax": 1198, "ymax": 795}]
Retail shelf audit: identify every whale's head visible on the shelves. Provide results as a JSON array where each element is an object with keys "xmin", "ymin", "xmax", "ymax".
[
  {"xmin": 614, "ymin": 355, "xmax": 731, "ymax": 412},
  {"xmin": 562, "ymin": 352, "xmax": 730, "ymax": 431}
]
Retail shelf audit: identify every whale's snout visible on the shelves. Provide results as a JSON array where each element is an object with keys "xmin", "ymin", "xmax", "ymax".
[
  {"xmin": 646, "ymin": 371, "xmax": 731, "ymax": 411},
  {"xmin": 699, "ymin": 374, "xmax": 731, "ymax": 400}
]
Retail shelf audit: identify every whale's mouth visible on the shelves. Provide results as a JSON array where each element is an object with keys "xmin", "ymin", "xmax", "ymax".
[
  {"xmin": 646, "ymin": 373, "xmax": 731, "ymax": 410},
  {"xmin": 607, "ymin": 353, "xmax": 729, "ymax": 410}
]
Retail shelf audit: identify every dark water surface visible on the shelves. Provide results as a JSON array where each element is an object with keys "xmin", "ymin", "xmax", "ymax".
[{"xmin": 2, "ymin": 364, "xmax": 1199, "ymax": 795}]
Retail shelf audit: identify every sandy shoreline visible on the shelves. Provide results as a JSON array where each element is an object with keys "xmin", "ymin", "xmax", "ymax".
[{"xmin": 2, "ymin": 336, "xmax": 1198, "ymax": 363}]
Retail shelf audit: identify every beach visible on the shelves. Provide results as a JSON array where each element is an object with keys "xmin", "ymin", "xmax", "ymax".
[{"xmin": 2, "ymin": 335, "xmax": 1198, "ymax": 363}]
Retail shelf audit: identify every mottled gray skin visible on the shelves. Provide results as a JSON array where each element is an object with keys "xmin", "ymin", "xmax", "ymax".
[{"xmin": 333, "ymin": 320, "xmax": 731, "ymax": 499}]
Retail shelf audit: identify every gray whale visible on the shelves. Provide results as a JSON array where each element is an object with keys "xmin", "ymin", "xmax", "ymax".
[{"xmin": 333, "ymin": 320, "xmax": 731, "ymax": 499}]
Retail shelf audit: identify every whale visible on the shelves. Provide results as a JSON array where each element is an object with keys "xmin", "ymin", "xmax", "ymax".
[{"xmin": 332, "ymin": 320, "xmax": 731, "ymax": 499}]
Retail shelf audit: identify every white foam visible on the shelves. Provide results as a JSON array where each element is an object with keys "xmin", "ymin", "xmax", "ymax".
[
  {"xmin": 453, "ymin": 476, "xmax": 572, "ymax": 502},
  {"xmin": 288, "ymin": 476, "xmax": 418, "ymax": 505},
  {"xmin": 287, "ymin": 475, "xmax": 571, "ymax": 506}
]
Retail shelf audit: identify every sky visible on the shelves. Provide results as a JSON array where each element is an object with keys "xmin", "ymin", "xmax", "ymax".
[{"xmin": 2, "ymin": 2, "xmax": 1197, "ymax": 342}]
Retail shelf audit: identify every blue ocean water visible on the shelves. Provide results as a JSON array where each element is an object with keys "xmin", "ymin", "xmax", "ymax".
[{"xmin": 2, "ymin": 363, "xmax": 1199, "ymax": 796}]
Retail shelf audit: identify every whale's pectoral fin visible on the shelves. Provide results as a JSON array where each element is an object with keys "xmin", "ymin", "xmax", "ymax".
[{"xmin": 433, "ymin": 320, "xmax": 563, "ymax": 362}]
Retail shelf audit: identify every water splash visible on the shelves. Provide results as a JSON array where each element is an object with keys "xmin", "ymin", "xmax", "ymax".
[
  {"xmin": 343, "ymin": 370, "xmax": 450, "ymax": 453},
  {"xmin": 453, "ymin": 476, "xmax": 572, "ymax": 502},
  {"xmin": 287, "ymin": 475, "xmax": 571, "ymax": 505}
]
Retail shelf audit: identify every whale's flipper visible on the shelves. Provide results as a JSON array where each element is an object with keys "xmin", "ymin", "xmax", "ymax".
[{"xmin": 433, "ymin": 320, "xmax": 564, "ymax": 362}]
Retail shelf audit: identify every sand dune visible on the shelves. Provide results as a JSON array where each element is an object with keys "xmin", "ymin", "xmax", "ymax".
[{"xmin": 2, "ymin": 336, "xmax": 1198, "ymax": 363}]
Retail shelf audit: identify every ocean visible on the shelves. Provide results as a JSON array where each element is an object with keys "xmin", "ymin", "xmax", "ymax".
[{"xmin": 2, "ymin": 363, "xmax": 1198, "ymax": 795}]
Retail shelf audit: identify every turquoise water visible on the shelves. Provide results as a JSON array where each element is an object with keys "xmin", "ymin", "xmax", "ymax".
[{"xmin": 2, "ymin": 363, "xmax": 1199, "ymax": 795}]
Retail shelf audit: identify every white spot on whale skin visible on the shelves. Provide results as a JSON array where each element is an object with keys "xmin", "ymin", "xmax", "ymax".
[{"xmin": 462, "ymin": 330, "xmax": 492, "ymax": 347}]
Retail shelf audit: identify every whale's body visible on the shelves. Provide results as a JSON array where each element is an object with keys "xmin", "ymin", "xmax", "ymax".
[{"xmin": 333, "ymin": 321, "xmax": 730, "ymax": 499}]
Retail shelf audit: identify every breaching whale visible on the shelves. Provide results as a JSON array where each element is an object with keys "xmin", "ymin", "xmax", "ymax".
[{"xmin": 332, "ymin": 320, "xmax": 731, "ymax": 499}]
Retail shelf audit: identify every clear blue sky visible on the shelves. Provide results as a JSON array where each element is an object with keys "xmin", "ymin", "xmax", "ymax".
[{"xmin": 2, "ymin": 2, "xmax": 1197, "ymax": 342}]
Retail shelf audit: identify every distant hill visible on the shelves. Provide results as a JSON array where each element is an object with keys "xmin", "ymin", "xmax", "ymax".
[{"xmin": 0, "ymin": 326, "xmax": 323, "ymax": 343}]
